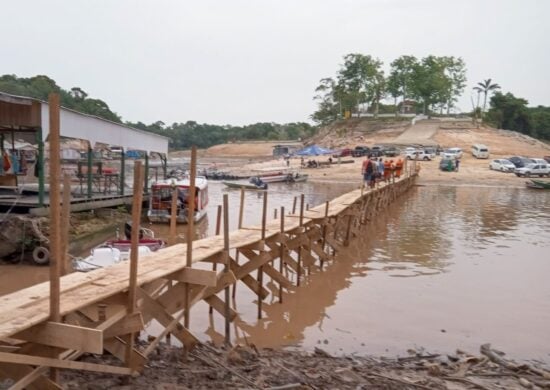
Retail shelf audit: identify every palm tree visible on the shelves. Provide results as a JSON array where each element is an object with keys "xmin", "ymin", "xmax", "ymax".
[{"xmin": 477, "ymin": 79, "xmax": 500, "ymax": 113}]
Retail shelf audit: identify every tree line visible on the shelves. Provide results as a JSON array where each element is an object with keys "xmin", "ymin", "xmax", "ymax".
[
  {"xmin": 0, "ymin": 74, "xmax": 316, "ymax": 149},
  {"xmin": 0, "ymin": 74, "xmax": 122, "ymax": 123},
  {"xmin": 312, "ymin": 54, "xmax": 467, "ymax": 123},
  {"xmin": 125, "ymin": 120, "xmax": 316, "ymax": 150}
]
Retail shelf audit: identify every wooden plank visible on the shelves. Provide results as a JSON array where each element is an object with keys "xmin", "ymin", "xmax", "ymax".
[
  {"xmin": 137, "ymin": 288, "xmax": 199, "ymax": 350},
  {"xmin": 13, "ymin": 321, "xmax": 103, "ymax": 354},
  {"xmin": 0, "ymin": 352, "xmax": 132, "ymax": 375},
  {"xmin": 0, "ymin": 364, "xmax": 61, "ymax": 390},
  {"xmin": 103, "ymin": 313, "xmax": 144, "ymax": 339},
  {"xmin": 104, "ymin": 337, "xmax": 146, "ymax": 370},
  {"xmin": 263, "ymin": 263, "xmax": 292, "ymax": 289},
  {"xmin": 239, "ymin": 240, "xmax": 265, "ymax": 251},
  {"xmin": 203, "ymin": 295, "xmax": 237, "ymax": 321},
  {"xmin": 166, "ymin": 268, "xmax": 217, "ymax": 287}
]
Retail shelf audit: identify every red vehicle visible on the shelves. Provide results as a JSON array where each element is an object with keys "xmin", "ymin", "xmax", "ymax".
[{"xmin": 332, "ymin": 148, "xmax": 352, "ymax": 158}]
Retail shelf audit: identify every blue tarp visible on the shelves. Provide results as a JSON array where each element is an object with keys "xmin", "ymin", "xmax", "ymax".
[{"xmin": 294, "ymin": 145, "xmax": 334, "ymax": 156}]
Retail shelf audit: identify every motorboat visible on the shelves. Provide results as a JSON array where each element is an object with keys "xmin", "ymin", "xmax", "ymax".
[
  {"xmin": 73, "ymin": 222, "xmax": 166, "ymax": 272},
  {"xmin": 147, "ymin": 175, "xmax": 208, "ymax": 223},
  {"xmin": 253, "ymin": 168, "xmax": 307, "ymax": 183},
  {"xmin": 223, "ymin": 179, "xmax": 268, "ymax": 190}
]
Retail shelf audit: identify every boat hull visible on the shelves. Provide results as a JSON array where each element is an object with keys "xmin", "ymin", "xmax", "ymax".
[{"xmin": 147, "ymin": 209, "xmax": 207, "ymax": 224}]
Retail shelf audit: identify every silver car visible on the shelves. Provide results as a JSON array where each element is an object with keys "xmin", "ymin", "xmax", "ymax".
[{"xmin": 489, "ymin": 159, "xmax": 515, "ymax": 172}]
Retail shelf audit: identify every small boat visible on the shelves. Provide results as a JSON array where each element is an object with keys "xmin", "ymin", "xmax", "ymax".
[
  {"xmin": 147, "ymin": 175, "xmax": 208, "ymax": 223},
  {"xmin": 526, "ymin": 179, "xmax": 550, "ymax": 189},
  {"xmin": 253, "ymin": 168, "xmax": 307, "ymax": 183},
  {"xmin": 73, "ymin": 222, "xmax": 166, "ymax": 272},
  {"xmin": 223, "ymin": 179, "xmax": 267, "ymax": 190},
  {"xmin": 286, "ymin": 173, "xmax": 309, "ymax": 183}
]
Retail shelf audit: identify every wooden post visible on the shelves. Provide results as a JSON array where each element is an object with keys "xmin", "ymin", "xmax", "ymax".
[
  {"xmin": 48, "ymin": 93, "xmax": 61, "ymax": 324},
  {"xmin": 48, "ymin": 93, "xmax": 61, "ymax": 381},
  {"xmin": 344, "ymin": 214, "xmax": 353, "ymax": 247},
  {"xmin": 292, "ymin": 196, "xmax": 297, "ymax": 214},
  {"xmin": 184, "ymin": 146, "xmax": 197, "ymax": 333},
  {"xmin": 238, "ymin": 187, "xmax": 245, "ymax": 229},
  {"xmin": 60, "ymin": 174, "xmax": 71, "ymax": 275},
  {"xmin": 274, "ymin": 208, "xmax": 277, "ymax": 219},
  {"xmin": 279, "ymin": 206, "xmax": 285, "ymax": 303},
  {"xmin": 257, "ymin": 191, "xmax": 267, "ymax": 319},
  {"xmin": 209, "ymin": 205, "xmax": 222, "ymax": 315},
  {"xmin": 320, "ymin": 200, "xmax": 329, "ymax": 270},
  {"xmin": 306, "ymin": 203, "xmax": 309, "ymax": 211},
  {"xmin": 169, "ymin": 187, "xmax": 178, "ymax": 245},
  {"xmin": 233, "ymin": 187, "xmax": 245, "ymax": 298},
  {"xmin": 125, "ymin": 161, "xmax": 144, "ymax": 368},
  {"xmin": 223, "ymin": 194, "xmax": 231, "ymax": 345},
  {"xmin": 297, "ymin": 194, "xmax": 304, "ymax": 286}
]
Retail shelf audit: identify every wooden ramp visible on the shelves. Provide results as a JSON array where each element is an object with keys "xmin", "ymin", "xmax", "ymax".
[{"xmin": 0, "ymin": 174, "xmax": 417, "ymax": 389}]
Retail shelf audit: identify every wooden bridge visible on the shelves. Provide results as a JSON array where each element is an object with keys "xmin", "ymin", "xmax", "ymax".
[{"xmin": 0, "ymin": 170, "xmax": 417, "ymax": 389}]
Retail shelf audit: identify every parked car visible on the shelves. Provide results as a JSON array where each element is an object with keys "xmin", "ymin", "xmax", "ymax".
[
  {"xmin": 439, "ymin": 158, "xmax": 455, "ymax": 171},
  {"xmin": 530, "ymin": 158, "xmax": 548, "ymax": 165},
  {"xmin": 471, "ymin": 144, "xmax": 490, "ymax": 159},
  {"xmin": 442, "ymin": 147, "xmax": 463, "ymax": 159},
  {"xmin": 351, "ymin": 146, "xmax": 370, "ymax": 157},
  {"xmin": 332, "ymin": 148, "xmax": 352, "ymax": 158},
  {"xmin": 424, "ymin": 147, "xmax": 437, "ymax": 159},
  {"xmin": 507, "ymin": 156, "xmax": 533, "ymax": 168},
  {"xmin": 384, "ymin": 147, "xmax": 399, "ymax": 157},
  {"xmin": 406, "ymin": 150, "xmax": 432, "ymax": 161},
  {"xmin": 514, "ymin": 163, "xmax": 550, "ymax": 177},
  {"xmin": 489, "ymin": 159, "xmax": 516, "ymax": 172},
  {"xmin": 370, "ymin": 145, "xmax": 385, "ymax": 157},
  {"xmin": 403, "ymin": 147, "xmax": 416, "ymax": 155}
]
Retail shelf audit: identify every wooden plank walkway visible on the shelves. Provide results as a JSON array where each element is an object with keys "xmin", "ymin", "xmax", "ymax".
[{"xmin": 0, "ymin": 173, "xmax": 417, "ymax": 388}]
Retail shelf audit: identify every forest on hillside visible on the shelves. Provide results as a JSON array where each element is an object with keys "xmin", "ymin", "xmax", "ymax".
[
  {"xmin": 312, "ymin": 54, "xmax": 550, "ymax": 140},
  {"xmin": 0, "ymin": 74, "xmax": 316, "ymax": 149}
]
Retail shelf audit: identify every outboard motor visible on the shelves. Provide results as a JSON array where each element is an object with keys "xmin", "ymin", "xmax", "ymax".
[{"xmin": 124, "ymin": 221, "xmax": 144, "ymax": 240}]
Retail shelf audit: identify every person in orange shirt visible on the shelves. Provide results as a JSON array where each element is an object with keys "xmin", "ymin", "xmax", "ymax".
[
  {"xmin": 395, "ymin": 157, "xmax": 403, "ymax": 178},
  {"xmin": 383, "ymin": 159, "xmax": 391, "ymax": 182}
]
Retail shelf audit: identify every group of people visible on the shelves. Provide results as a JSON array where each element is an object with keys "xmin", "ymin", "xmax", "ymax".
[{"xmin": 361, "ymin": 155, "xmax": 404, "ymax": 188}]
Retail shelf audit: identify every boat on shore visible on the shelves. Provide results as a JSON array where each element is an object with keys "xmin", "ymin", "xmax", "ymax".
[
  {"xmin": 223, "ymin": 180, "xmax": 267, "ymax": 190},
  {"xmin": 73, "ymin": 222, "xmax": 166, "ymax": 272},
  {"xmin": 147, "ymin": 176, "xmax": 209, "ymax": 223},
  {"xmin": 526, "ymin": 179, "xmax": 550, "ymax": 189},
  {"xmin": 253, "ymin": 168, "xmax": 308, "ymax": 183}
]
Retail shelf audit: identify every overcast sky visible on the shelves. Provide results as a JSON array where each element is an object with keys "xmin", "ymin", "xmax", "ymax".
[{"xmin": 1, "ymin": 0, "xmax": 548, "ymax": 126}]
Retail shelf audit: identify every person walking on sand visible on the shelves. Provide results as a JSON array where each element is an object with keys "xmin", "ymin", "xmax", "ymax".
[{"xmin": 455, "ymin": 158, "xmax": 460, "ymax": 172}]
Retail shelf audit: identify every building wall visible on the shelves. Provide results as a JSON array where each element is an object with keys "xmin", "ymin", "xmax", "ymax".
[{"xmin": 40, "ymin": 103, "xmax": 168, "ymax": 154}]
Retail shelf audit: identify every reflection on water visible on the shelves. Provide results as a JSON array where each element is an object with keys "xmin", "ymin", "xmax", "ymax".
[{"xmin": 196, "ymin": 185, "xmax": 550, "ymax": 363}]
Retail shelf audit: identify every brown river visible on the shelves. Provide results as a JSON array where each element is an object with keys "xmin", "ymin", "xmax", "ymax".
[{"xmin": 2, "ymin": 181, "xmax": 549, "ymax": 362}]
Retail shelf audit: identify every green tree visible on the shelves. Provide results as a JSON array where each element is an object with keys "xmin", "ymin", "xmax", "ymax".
[
  {"xmin": 387, "ymin": 55, "xmax": 418, "ymax": 114},
  {"xmin": 410, "ymin": 56, "xmax": 449, "ymax": 114},
  {"xmin": 486, "ymin": 92, "xmax": 531, "ymax": 134},
  {"xmin": 476, "ymin": 78, "xmax": 500, "ymax": 113},
  {"xmin": 337, "ymin": 53, "xmax": 384, "ymax": 116}
]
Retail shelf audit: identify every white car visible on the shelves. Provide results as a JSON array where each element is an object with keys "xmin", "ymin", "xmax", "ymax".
[
  {"xmin": 442, "ymin": 148, "xmax": 463, "ymax": 160},
  {"xmin": 405, "ymin": 150, "xmax": 432, "ymax": 161},
  {"xmin": 514, "ymin": 163, "xmax": 550, "ymax": 177},
  {"xmin": 489, "ymin": 159, "xmax": 515, "ymax": 172}
]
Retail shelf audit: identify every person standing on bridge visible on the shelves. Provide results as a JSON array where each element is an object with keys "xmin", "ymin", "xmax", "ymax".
[
  {"xmin": 395, "ymin": 157, "xmax": 403, "ymax": 178},
  {"xmin": 378, "ymin": 158, "xmax": 385, "ymax": 182},
  {"xmin": 361, "ymin": 155, "xmax": 375, "ymax": 188}
]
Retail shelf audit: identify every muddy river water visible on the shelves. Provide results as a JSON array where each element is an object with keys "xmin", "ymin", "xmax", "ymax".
[{"xmin": 2, "ymin": 181, "xmax": 549, "ymax": 362}]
